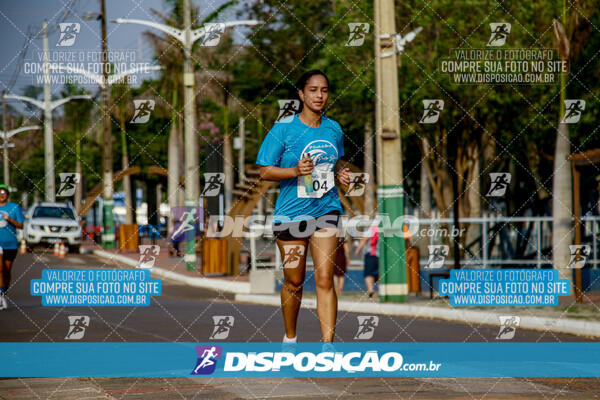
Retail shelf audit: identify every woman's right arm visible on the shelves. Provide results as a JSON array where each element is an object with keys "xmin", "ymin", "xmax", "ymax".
[{"xmin": 260, "ymin": 156, "xmax": 313, "ymax": 181}]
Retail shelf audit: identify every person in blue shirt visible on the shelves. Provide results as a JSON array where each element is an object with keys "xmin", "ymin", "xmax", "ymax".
[
  {"xmin": 256, "ymin": 70, "xmax": 351, "ymax": 350},
  {"xmin": 0, "ymin": 184, "xmax": 24, "ymax": 310}
]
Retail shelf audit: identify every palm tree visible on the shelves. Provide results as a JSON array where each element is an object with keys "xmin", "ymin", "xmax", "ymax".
[
  {"xmin": 551, "ymin": 1, "xmax": 590, "ymax": 290},
  {"xmin": 111, "ymin": 80, "xmax": 135, "ymax": 224},
  {"xmin": 61, "ymin": 83, "xmax": 93, "ymax": 213},
  {"xmin": 143, "ymin": 0, "xmax": 238, "ymax": 236}
]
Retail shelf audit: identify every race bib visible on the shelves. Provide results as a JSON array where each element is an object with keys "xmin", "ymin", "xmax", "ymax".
[{"xmin": 297, "ymin": 170, "xmax": 335, "ymax": 198}]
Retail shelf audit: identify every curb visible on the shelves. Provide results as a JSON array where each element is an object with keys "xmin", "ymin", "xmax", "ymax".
[
  {"xmin": 235, "ymin": 294, "xmax": 600, "ymax": 338},
  {"xmin": 92, "ymin": 249, "xmax": 250, "ymax": 294}
]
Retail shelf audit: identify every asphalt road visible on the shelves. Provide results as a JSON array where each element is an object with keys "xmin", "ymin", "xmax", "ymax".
[{"xmin": 0, "ymin": 251, "xmax": 598, "ymax": 399}]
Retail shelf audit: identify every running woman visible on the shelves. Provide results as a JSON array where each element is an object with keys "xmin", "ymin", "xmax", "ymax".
[
  {"xmin": 0, "ymin": 184, "xmax": 25, "ymax": 310},
  {"xmin": 257, "ymin": 70, "xmax": 351, "ymax": 350}
]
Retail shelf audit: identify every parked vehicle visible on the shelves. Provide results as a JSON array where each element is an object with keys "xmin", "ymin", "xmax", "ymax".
[{"xmin": 23, "ymin": 202, "xmax": 81, "ymax": 252}]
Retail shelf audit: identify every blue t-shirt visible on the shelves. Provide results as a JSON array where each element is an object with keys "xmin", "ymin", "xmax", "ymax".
[
  {"xmin": 0, "ymin": 202, "xmax": 24, "ymax": 249},
  {"xmin": 256, "ymin": 114, "xmax": 345, "ymax": 222}
]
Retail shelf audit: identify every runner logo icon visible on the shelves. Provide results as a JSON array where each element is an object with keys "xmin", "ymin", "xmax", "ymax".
[
  {"xmin": 130, "ymin": 100, "xmax": 155, "ymax": 124},
  {"xmin": 210, "ymin": 316, "xmax": 234, "ymax": 340},
  {"xmin": 562, "ymin": 100, "xmax": 585, "ymax": 123},
  {"xmin": 354, "ymin": 316, "xmax": 379, "ymax": 339},
  {"xmin": 277, "ymin": 100, "xmax": 301, "ymax": 122},
  {"xmin": 56, "ymin": 173, "xmax": 80, "ymax": 197},
  {"xmin": 200, "ymin": 23, "xmax": 225, "ymax": 47},
  {"xmin": 202, "ymin": 173, "xmax": 224, "ymax": 197},
  {"xmin": 486, "ymin": 172, "xmax": 511, "ymax": 197},
  {"xmin": 567, "ymin": 245, "xmax": 591, "ymax": 269},
  {"xmin": 425, "ymin": 245, "xmax": 449, "ymax": 269},
  {"xmin": 57, "ymin": 23, "xmax": 80, "ymax": 47},
  {"xmin": 496, "ymin": 315, "xmax": 520, "ymax": 340},
  {"xmin": 346, "ymin": 23, "xmax": 370, "ymax": 46},
  {"xmin": 419, "ymin": 100, "xmax": 444, "ymax": 124},
  {"xmin": 138, "ymin": 245, "xmax": 160, "ymax": 269},
  {"xmin": 191, "ymin": 345, "xmax": 222, "ymax": 375},
  {"xmin": 487, "ymin": 23, "xmax": 511, "ymax": 46},
  {"xmin": 65, "ymin": 315, "xmax": 89, "ymax": 340},
  {"xmin": 282, "ymin": 245, "xmax": 305, "ymax": 269},
  {"xmin": 346, "ymin": 173, "xmax": 370, "ymax": 196}
]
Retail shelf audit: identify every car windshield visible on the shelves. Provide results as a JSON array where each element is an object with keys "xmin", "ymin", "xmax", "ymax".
[{"xmin": 32, "ymin": 206, "xmax": 75, "ymax": 220}]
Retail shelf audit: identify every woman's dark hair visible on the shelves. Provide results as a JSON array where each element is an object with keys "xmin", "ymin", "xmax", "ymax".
[
  {"xmin": 294, "ymin": 69, "xmax": 329, "ymax": 92},
  {"xmin": 292, "ymin": 70, "xmax": 329, "ymax": 114}
]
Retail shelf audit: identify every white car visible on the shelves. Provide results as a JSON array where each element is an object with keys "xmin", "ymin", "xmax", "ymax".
[{"xmin": 24, "ymin": 202, "xmax": 81, "ymax": 252}]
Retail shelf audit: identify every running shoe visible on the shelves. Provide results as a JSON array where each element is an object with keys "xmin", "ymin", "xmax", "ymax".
[
  {"xmin": 321, "ymin": 342, "xmax": 336, "ymax": 353},
  {"xmin": 281, "ymin": 341, "xmax": 297, "ymax": 354},
  {"xmin": 0, "ymin": 293, "xmax": 7, "ymax": 310}
]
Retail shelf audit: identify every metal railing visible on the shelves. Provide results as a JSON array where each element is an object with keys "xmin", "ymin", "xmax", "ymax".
[
  {"xmin": 414, "ymin": 215, "xmax": 600, "ymax": 269},
  {"xmin": 242, "ymin": 215, "xmax": 600, "ymax": 270}
]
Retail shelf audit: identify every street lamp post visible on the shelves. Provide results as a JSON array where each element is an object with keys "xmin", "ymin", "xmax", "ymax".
[
  {"xmin": 113, "ymin": 10, "xmax": 261, "ymax": 270},
  {"xmin": 0, "ymin": 125, "xmax": 41, "ymax": 188},
  {"xmin": 5, "ymin": 20, "xmax": 93, "ymax": 203},
  {"xmin": 51, "ymin": 63, "xmax": 162, "ymax": 248},
  {"xmin": 4, "ymin": 91, "xmax": 91, "ymax": 202}
]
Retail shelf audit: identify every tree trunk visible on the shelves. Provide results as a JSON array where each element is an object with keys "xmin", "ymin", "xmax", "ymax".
[
  {"xmin": 168, "ymin": 118, "xmax": 180, "ymax": 237},
  {"xmin": 75, "ymin": 130, "xmax": 82, "ymax": 214},
  {"xmin": 364, "ymin": 121, "xmax": 376, "ymax": 216},
  {"xmin": 120, "ymin": 116, "xmax": 133, "ymax": 225},
  {"xmin": 552, "ymin": 122, "xmax": 572, "ymax": 284},
  {"xmin": 466, "ymin": 145, "xmax": 481, "ymax": 258}
]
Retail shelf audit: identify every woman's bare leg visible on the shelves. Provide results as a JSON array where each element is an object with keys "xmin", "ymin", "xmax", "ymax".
[
  {"xmin": 276, "ymin": 238, "xmax": 308, "ymax": 339},
  {"xmin": 310, "ymin": 228, "xmax": 339, "ymax": 342}
]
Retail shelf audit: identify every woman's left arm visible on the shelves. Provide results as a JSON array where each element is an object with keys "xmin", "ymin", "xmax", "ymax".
[
  {"xmin": 7, "ymin": 216, "xmax": 23, "ymax": 229},
  {"xmin": 334, "ymin": 160, "xmax": 351, "ymax": 186}
]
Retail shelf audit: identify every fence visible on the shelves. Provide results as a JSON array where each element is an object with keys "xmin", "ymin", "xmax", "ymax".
[{"xmin": 241, "ymin": 215, "xmax": 600, "ymax": 270}]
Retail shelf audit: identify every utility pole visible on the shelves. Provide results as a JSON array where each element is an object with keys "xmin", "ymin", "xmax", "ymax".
[
  {"xmin": 238, "ymin": 117, "xmax": 245, "ymax": 183},
  {"xmin": 113, "ymin": 11, "xmax": 261, "ymax": 270},
  {"xmin": 43, "ymin": 20, "xmax": 55, "ymax": 202},
  {"xmin": 182, "ymin": 0, "xmax": 199, "ymax": 269},
  {"xmin": 99, "ymin": 0, "xmax": 115, "ymax": 248},
  {"xmin": 1, "ymin": 90, "xmax": 7, "ymax": 183},
  {"xmin": 374, "ymin": 0, "xmax": 405, "ymax": 303},
  {"xmin": 364, "ymin": 121, "xmax": 375, "ymax": 217}
]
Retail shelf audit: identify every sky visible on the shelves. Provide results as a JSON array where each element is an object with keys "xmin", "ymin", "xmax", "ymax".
[{"xmin": 0, "ymin": 0, "xmax": 246, "ymax": 106}]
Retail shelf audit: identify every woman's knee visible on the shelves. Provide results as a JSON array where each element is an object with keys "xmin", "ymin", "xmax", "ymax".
[
  {"xmin": 315, "ymin": 274, "xmax": 334, "ymax": 291},
  {"xmin": 283, "ymin": 276, "xmax": 304, "ymax": 294}
]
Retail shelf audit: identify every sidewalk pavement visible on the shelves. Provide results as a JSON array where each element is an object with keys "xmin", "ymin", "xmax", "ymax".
[
  {"xmin": 83, "ymin": 243, "xmax": 251, "ymax": 294},
  {"xmin": 85, "ymin": 243, "xmax": 600, "ymax": 338}
]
